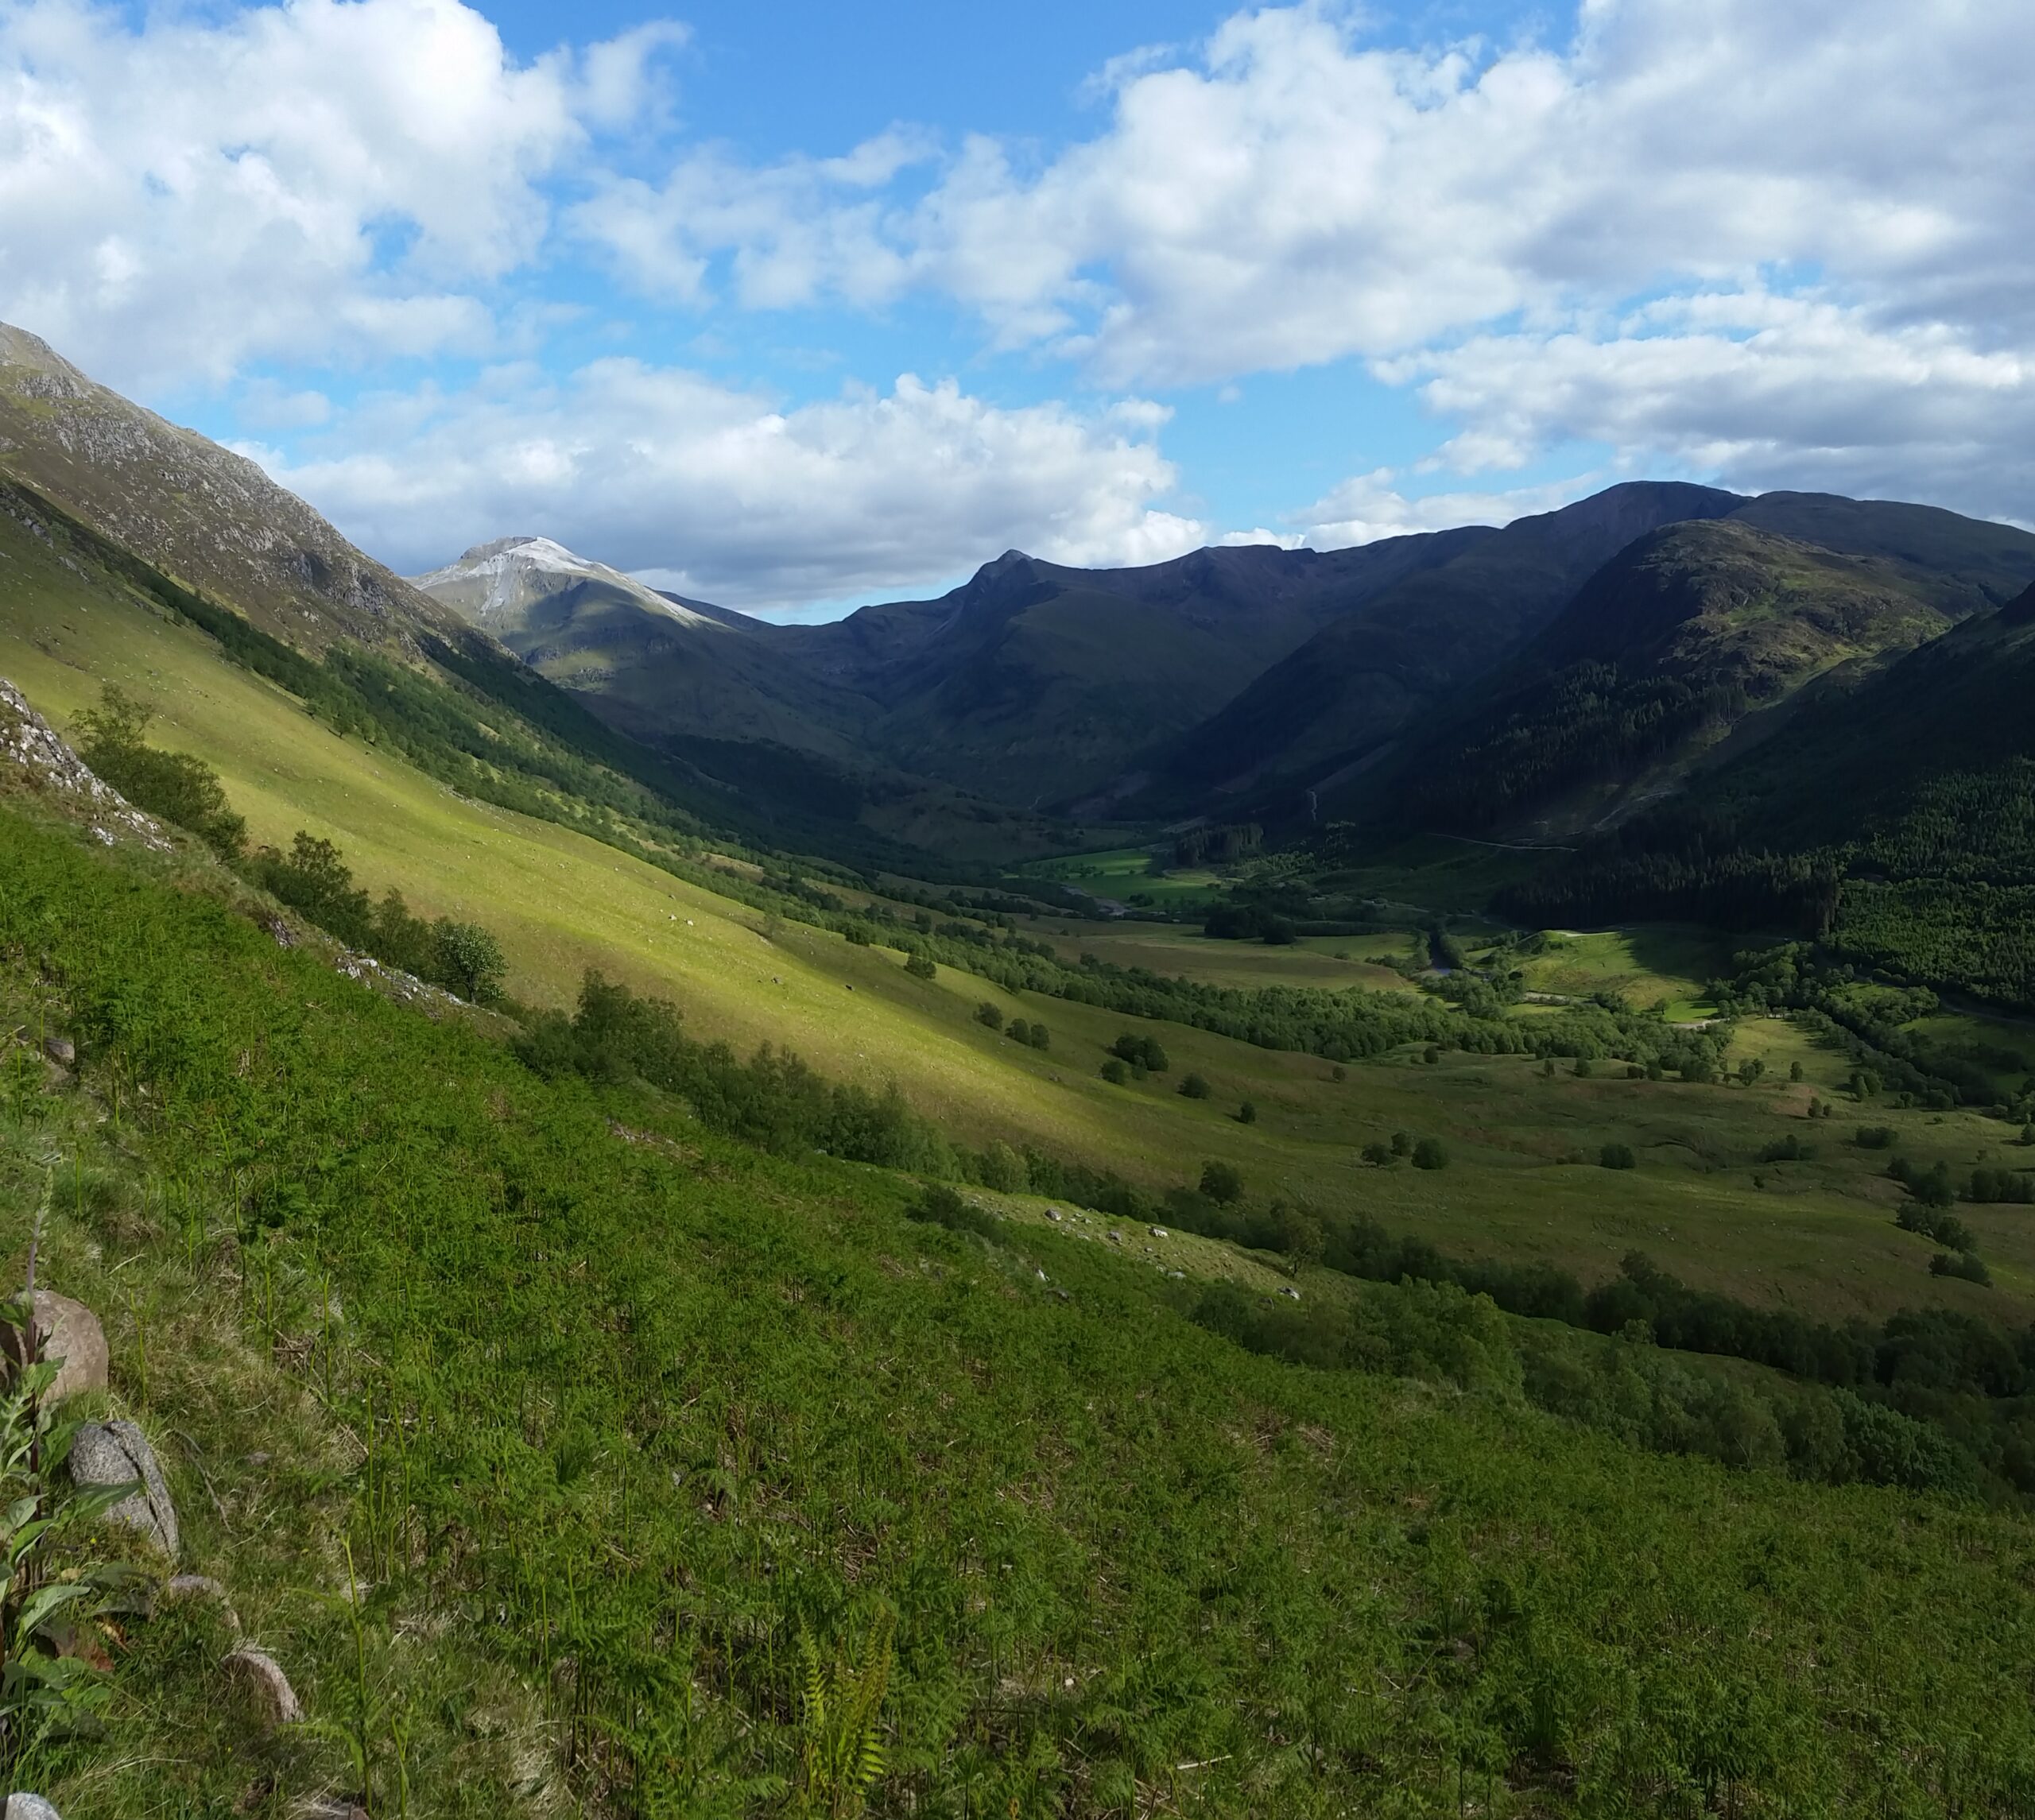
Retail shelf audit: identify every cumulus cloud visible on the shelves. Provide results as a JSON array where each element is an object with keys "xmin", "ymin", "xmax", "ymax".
[
  {"xmin": 1293, "ymin": 468, "xmax": 1608, "ymax": 548},
  {"xmin": 0, "ymin": 0, "xmax": 674, "ymax": 389},
  {"xmin": 265, "ymin": 362, "xmax": 1204, "ymax": 610}
]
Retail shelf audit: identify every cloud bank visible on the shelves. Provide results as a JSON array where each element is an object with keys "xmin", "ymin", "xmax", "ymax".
[{"xmin": 2, "ymin": 0, "xmax": 2029, "ymax": 606}]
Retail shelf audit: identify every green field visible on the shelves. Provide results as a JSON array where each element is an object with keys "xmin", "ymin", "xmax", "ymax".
[
  {"xmin": 1502, "ymin": 925, "xmax": 1730, "ymax": 1020},
  {"xmin": 1015, "ymin": 844, "xmax": 1224, "ymax": 909}
]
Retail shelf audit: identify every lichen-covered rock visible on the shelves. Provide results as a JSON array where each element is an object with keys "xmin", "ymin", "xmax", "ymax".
[
  {"xmin": 0, "ymin": 1291, "xmax": 108, "ymax": 1404},
  {"xmin": 69, "ymin": 1419, "xmax": 178, "ymax": 1559},
  {"xmin": 223, "ymin": 1647, "xmax": 302, "ymax": 1727},
  {"xmin": 6, "ymin": 1793, "xmax": 64, "ymax": 1819}
]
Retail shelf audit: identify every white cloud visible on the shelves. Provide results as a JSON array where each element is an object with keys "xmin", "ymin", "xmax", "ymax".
[
  {"xmin": 1294, "ymin": 468, "xmax": 1603, "ymax": 548},
  {"xmin": 0, "ymin": 0, "xmax": 673, "ymax": 389},
  {"xmin": 266, "ymin": 362, "xmax": 1204, "ymax": 610}
]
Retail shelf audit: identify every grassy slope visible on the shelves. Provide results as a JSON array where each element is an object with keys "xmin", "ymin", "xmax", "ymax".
[
  {"xmin": 7, "ymin": 801, "xmax": 2035, "ymax": 1816},
  {"xmin": 4, "ymin": 514, "xmax": 2032, "ymax": 1330}
]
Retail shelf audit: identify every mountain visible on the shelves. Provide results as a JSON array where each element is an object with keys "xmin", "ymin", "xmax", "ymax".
[
  {"xmin": 0, "ymin": 322, "xmax": 463, "ymax": 649},
  {"xmin": 777, "ymin": 535, "xmax": 1494, "ymax": 805},
  {"xmin": 1370, "ymin": 518, "xmax": 1967, "ymax": 840},
  {"xmin": 1505, "ymin": 577, "xmax": 2035, "ymax": 1006},
  {"xmin": 1130, "ymin": 482, "xmax": 1747, "ymax": 815},
  {"xmin": 1142, "ymin": 484, "xmax": 2035, "ymax": 828},
  {"xmin": 411, "ymin": 533, "xmax": 867, "ymax": 753}
]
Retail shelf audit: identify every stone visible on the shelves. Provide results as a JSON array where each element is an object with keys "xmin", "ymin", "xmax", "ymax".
[
  {"xmin": 69, "ymin": 1419, "xmax": 178, "ymax": 1559},
  {"xmin": 1149, "ymin": 1226, "xmax": 1169, "ymax": 1240},
  {"xmin": 296, "ymin": 1801, "xmax": 370, "ymax": 1820},
  {"xmin": 6, "ymin": 1796, "xmax": 63, "ymax": 1820},
  {"xmin": 165, "ymin": 1575, "xmax": 240, "ymax": 1632},
  {"xmin": 223, "ymin": 1647, "xmax": 302, "ymax": 1727},
  {"xmin": 1279, "ymin": 1286, "xmax": 1301, "ymax": 1300},
  {"xmin": 1, "ymin": 1291, "xmax": 108, "ymax": 1404},
  {"xmin": 40, "ymin": 1036, "xmax": 73, "ymax": 1067}
]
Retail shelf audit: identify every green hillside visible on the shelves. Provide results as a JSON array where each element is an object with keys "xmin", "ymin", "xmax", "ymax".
[{"xmin": 8, "ymin": 755, "xmax": 2035, "ymax": 1815}]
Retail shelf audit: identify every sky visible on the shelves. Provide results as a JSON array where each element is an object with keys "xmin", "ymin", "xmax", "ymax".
[{"xmin": 2, "ymin": 0, "xmax": 2030, "ymax": 618}]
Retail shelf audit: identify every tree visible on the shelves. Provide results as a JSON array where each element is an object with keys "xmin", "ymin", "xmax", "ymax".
[
  {"xmin": 1738, "ymin": 1058, "xmax": 1767, "ymax": 1087},
  {"xmin": 1099, "ymin": 1059, "xmax": 1130, "ymax": 1086},
  {"xmin": 1179, "ymin": 1072, "xmax": 1211, "ymax": 1100},
  {"xmin": 75, "ymin": 685, "xmax": 247, "ymax": 860},
  {"xmin": 1574, "ymin": 1058, "xmax": 1593, "ymax": 1079},
  {"xmin": 1199, "ymin": 1161, "xmax": 1244, "ymax": 1205},
  {"xmin": 1600, "ymin": 1143, "xmax": 1636, "ymax": 1170},
  {"xmin": 1236, "ymin": 1101, "xmax": 1258, "ymax": 1125},
  {"xmin": 1789, "ymin": 1061, "xmax": 1805, "ymax": 1084},
  {"xmin": 905, "ymin": 953, "xmax": 936, "ymax": 980},
  {"xmin": 1024, "ymin": 1022, "xmax": 1051, "ymax": 1051},
  {"xmin": 1390, "ymin": 1131, "xmax": 1413, "ymax": 1158},
  {"xmin": 434, "ymin": 921, "xmax": 506, "ymax": 1003},
  {"xmin": 975, "ymin": 1001, "xmax": 1004, "ymax": 1028},
  {"xmin": 1412, "ymin": 1138, "xmax": 1449, "ymax": 1171}
]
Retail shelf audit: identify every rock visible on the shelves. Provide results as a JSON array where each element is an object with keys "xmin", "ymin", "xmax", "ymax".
[
  {"xmin": 1149, "ymin": 1226, "xmax": 1169, "ymax": 1240},
  {"xmin": 40, "ymin": 1036, "xmax": 73, "ymax": 1067},
  {"xmin": 165, "ymin": 1575, "xmax": 240, "ymax": 1632},
  {"xmin": 1045, "ymin": 1208, "xmax": 1063, "ymax": 1222},
  {"xmin": 69, "ymin": 1419, "xmax": 178, "ymax": 1559},
  {"xmin": 296, "ymin": 1801, "xmax": 370, "ymax": 1820},
  {"xmin": 6, "ymin": 1795, "xmax": 63, "ymax": 1820},
  {"xmin": 223, "ymin": 1647, "xmax": 302, "ymax": 1726},
  {"xmin": 1280, "ymin": 1286, "xmax": 1301, "ymax": 1300},
  {"xmin": 2, "ymin": 1291, "xmax": 107, "ymax": 1404}
]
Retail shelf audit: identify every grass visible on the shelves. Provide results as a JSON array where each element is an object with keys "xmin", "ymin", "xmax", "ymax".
[
  {"xmin": 1014, "ymin": 918, "xmax": 1424, "ymax": 993},
  {"xmin": 1499, "ymin": 925, "xmax": 1730, "ymax": 1018},
  {"xmin": 9, "ymin": 800, "xmax": 2035, "ymax": 1815},
  {"xmin": 1014, "ymin": 845, "xmax": 1224, "ymax": 910}
]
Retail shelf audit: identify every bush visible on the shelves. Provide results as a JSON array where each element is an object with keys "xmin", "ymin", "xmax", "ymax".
[
  {"xmin": 1412, "ymin": 1138, "xmax": 1449, "ymax": 1171},
  {"xmin": 434, "ymin": 920, "xmax": 506, "ymax": 1003},
  {"xmin": 1200, "ymin": 1161, "xmax": 1244, "ymax": 1205},
  {"xmin": 73, "ymin": 685, "xmax": 247, "ymax": 859},
  {"xmin": 1361, "ymin": 1142, "xmax": 1393, "ymax": 1167},
  {"xmin": 1111, "ymin": 1032, "xmax": 1169, "ymax": 1072},
  {"xmin": 905, "ymin": 952, "xmax": 937, "ymax": 980},
  {"xmin": 1390, "ymin": 1131, "xmax": 1413, "ymax": 1158},
  {"xmin": 1855, "ymin": 1125, "xmax": 1897, "ymax": 1149},
  {"xmin": 975, "ymin": 1001, "xmax": 1004, "ymax": 1028},
  {"xmin": 907, "ymin": 1183, "xmax": 998, "ymax": 1240},
  {"xmin": 1021, "ymin": 1020, "xmax": 1051, "ymax": 1051},
  {"xmin": 1600, "ymin": 1143, "xmax": 1637, "ymax": 1171},
  {"xmin": 1099, "ymin": 1059, "xmax": 1130, "ymax": 1086},
  {"xmin": 1236, "ymin": 1101, "xmax": 1258, "ymax": 1125},
  {"xmin": 1179, "ymin": 1072, "xmax": 1211, "ymax": 1099},
  {"xmin": 1759, "ymin": 1136, "xmax": 1816, "ymax": 1164},
  {"xmin": 1930, "ymin": 1250, "xmax": 1992, "ymax": 1286}
]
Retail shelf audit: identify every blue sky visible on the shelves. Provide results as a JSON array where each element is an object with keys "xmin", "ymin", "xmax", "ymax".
[{"xmin": 3, "ymin": 0, "xmax": 2029, "ymax": 614}]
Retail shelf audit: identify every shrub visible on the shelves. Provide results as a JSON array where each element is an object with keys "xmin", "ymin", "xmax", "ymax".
[
  {"xmin": 1200, "ymin": 1161, "xmax": 1244, "ymax": 1205},
  {"xmin": 1236, "ymin": 1101, "xmax": 1258, "ymax": 1125},
  {"xmin": 1855, "ymin": 1125, "xmax": 1897, "ymax": 1149},
  {"xmin": 1574, "ymin": 1058, "xmax": 1593, "ymax": 1079},
  {"xmin": 1361, "ymin": 1142, "xmax": 1393, "ymax": 1167},
  {"xmin": 1110, "ymin": 1032, "xmax": 1169, "ymax": 1072},
  {"xmin": 1099, "ymin": 1059, "xmax": 1130, "ymax": 1086},
  {"xmin": 907, "ymin": 1183, "xmax": 998, "ymax": 1240},
  {"xmin": 1600, "ymin": 1143, "xmax": 1637, "ymax": 1171},
  {"xmin": 1022, "ymin": 1021, "xmax": 1051, "ymax": 1051},
  {"xmin": 1930, "ymin": 1250, "xmax": 1992, "ymax": 1286},
  {"xmin": 975, "ymin": 1001, "xmax": 1004, "ymax": 1028},
  {"xmin": 1390, "ymin": 1132, "xmax": 1413, "ymax": 1158},
  {"xmin": 434, "ymin": 921, "xmax": 506, "ymax": 1003},
  {"xmin": 905, "ymin": 953, "xmax": 937, "ymax": 980},
  {"xmin": 1759, "ymin": 1137, "xmax": 1815, "ymax": 1164},
  {"xmin": 1179, "ymin": 1072, "xmax": 1211, "ymax": 1100},
  {"xmin": 1412, "ymin": 1138, "xmax": 1449, "ymax": 1171},
  {"xmin": 72, "ymin": 685, "xmax": 247, "ymax": 859}
]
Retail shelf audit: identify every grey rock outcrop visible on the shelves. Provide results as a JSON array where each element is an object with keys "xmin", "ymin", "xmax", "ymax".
[
  {"xmin": 6, "ymin": 1794, "xmax": 63, "ymax": 1819},
  {"xmin": 223, "ymin": 1647, "xmax": 302, "ymax": 1726},
  {"xmin": 69, "ymin": 1419, "xmax": 177, "ymax": 1559}
]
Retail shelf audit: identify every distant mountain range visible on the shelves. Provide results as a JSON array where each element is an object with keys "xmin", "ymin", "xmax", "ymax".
[{"xmin": 10, "ymin": 315, "xmax": 2035, "ymax": 892}]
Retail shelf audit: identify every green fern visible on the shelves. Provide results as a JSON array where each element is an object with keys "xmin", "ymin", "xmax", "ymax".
[{"xmin": 797, "ymin": 1607, "xmax": 894, "ymax": 1819}]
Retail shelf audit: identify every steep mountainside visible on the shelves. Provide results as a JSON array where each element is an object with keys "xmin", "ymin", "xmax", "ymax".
[
  {"xmin": 1134, "ymin": 482, "xmax": 1746, "ymax": 813},
  {"xmin": 0, "ymin": 321, "xmax": 463, "ymax": 649},
  {"xmin": 1508, "ymin": 581, "xmax": 2035, "ymax": 1006},
  {"xmin": 1370, "ymin": 520, "xmax": 1963, "ymax": 838}
]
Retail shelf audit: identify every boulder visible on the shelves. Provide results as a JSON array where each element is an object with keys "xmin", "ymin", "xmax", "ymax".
[
  {"xmin": 40, "ymin": 1036, "xmax": 73, "ymax": 1067},
  {"xmin": 223, "ymin": 1647, "xmax": 302, "ymax": 1727},
  {"xmin": 69, "ymin": 1419, "xmax": 178, "ymax": 1559},
  {"xmin": 6, "ymin": 1795, "xmax": 63, "ymax": 1820},
  {"xmin": 2, "ymin": 1291, "xmax": 108, "ymax": 1404}
]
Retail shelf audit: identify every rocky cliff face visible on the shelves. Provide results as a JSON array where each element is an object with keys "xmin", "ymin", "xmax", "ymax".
[{"xmin": 0, "ymin": 322, "xmax": 463, "ymax": 651}]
